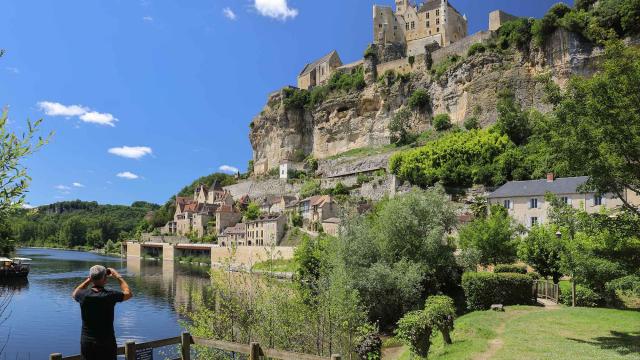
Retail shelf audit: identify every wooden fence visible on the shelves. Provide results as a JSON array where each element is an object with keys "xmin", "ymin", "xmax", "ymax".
[
  {"xmin": 49, "ymin": 332, "xmax": 341, "ymax": 360},
  {"xmin": 534, "ymin": 280, "xmax": 559, "ymax": 304}
]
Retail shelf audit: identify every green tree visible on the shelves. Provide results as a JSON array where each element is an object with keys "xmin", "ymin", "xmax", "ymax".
[
  {"xmin": 243, "ymin": 202, "xmax": 261, "ymax": 221},
  {"xmin": 0, "ymin": 109, "xmax": 50, "ymax": 255},
  {"xmin": 408, "ymin": 89, "xmax": 430, "ymax": 112},
  {"xmin": 423, "ymin": 295, "xmax": 456, "ymax": 345},
  {"xmin": 433, "ymin": 113, "xmax": 452, "ymax": 131},
  {"xmin": 496, "ymin": 89, "xmax": 532, "ymax": 146},
  {"xmin": 389, "ymin": 107, "xmax": 414, "ymax": 145},
  {"xmin": 300, "ymin": 179, "xmax": 321, "ymax": 199},
  {"xmin": 458, "ymin": 205, "xmax": 518, "ymax": 266},
  {"xmin": 395, "ymin": 310, "xmax": 432, "ymax": 358},
  {"xmin": 518, "ymin": 225, "xmax": 563, "ymax": 283},
  {"xmin": 545, "ymin": 42, "xmax": 640, "ymax": 216},
  {"xmin": 60, "ymin": 217, "xmax": 88, "ymax": 247}
]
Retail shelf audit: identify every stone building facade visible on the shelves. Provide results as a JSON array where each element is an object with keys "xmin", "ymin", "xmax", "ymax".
[
  {"xmin": 373, "ymin": 0, "xmax": 468, "ymax": 56},
  {"xmin": 246, "ymin": 214, "xmax": 287, "ymax": 246},
  {"xmin": 297, "ymin": 50, "xmax": 343, "ymax": 90}
]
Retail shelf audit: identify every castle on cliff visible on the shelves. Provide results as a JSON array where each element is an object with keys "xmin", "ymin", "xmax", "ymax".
[
  {"xmin": 296, "ymin": 0, "xmax": 517, "ymax": 91},
  {"xmin": 373, "ymin": 0, "xmax": 467, "ymax": 56}
]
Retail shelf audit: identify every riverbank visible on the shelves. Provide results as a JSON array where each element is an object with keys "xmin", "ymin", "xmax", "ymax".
[{"xmin": 18, "ymin": 245, "xmax": 123, "ymax": 258}]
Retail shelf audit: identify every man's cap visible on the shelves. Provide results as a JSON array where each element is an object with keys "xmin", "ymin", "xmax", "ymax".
[{"xmin": 89, "ymin": 265, "xmax": 107, "ymax": 281}]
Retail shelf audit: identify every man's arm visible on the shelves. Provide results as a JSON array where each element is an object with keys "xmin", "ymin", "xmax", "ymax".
[
  {"xmin": 108, "ymin": 268, "xmax": 133, "ymax": 301},
  {"xmin": 72, "ymin": 277, "xmax": 92, "ymax": 301}
]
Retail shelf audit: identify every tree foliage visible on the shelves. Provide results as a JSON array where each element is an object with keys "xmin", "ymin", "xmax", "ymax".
[
  {"xmin": 433, "ymin": 113, "xmax": 452, "ymax": 132},
  {"xmin": 458, "ymin": 205, "xmax": 519, "ymax": 266},
  {"xmin": 518, "ymin": 225, "xmax": 563, "ymax": 283},
  {"xmin": 545, "ymin": 43, "xmax": 640, "ymax": 215},
  {"xmin": 388, "ymin": 107, "xmax": 414, "ymax": 145}
]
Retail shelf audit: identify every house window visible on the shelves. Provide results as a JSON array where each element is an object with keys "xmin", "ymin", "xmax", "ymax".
[
  {"xmin": 436, "ymin": 9, "xmax": 439, "ymax": 16},
  {"xmin": 436, "ymin": 27, "xmax": 440, "ymax": 32},
  {"xmin": 379, "ymin": 24, "xmax": 382, "ymax": 28},
  {"xmin": 503, "ymin": 199, "xmax": 512, "ymax": 209},
  {"xmin": 530, "ymin": 217, "xmax": 538, "ymax": 227},
  {"xmin": 411, "ymin": 21, "xmax": 415, "ymax": 29},
  {"xmin": 594, "ymin": 195, "xmax": 603, "ymax": 206},
  {"xmin": 530, "ymin": 198, "xmax": 538, "ymax": 209},
  {"xmin": 426, "ymin": 12, "xmax": 430, "ymax": 19},
  {"xmin": 406, "ymin": 23, "xmax": 410, "ymax": 30},
  {"xmin": 426, "ymin": 21, "xmax": 430, "ymax": 27},
  {"xmin": 436, "ymin": 18, "xmax": 440, "ymax": 25},
  {"xmin": 561, "ymin": 196, "xmax": 569, "ymax": 205}
]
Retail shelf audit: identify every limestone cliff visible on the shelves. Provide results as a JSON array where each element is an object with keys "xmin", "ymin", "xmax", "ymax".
[{"xmin": 249, "ymin": 29, "xmax": 605, "ymax": 173}]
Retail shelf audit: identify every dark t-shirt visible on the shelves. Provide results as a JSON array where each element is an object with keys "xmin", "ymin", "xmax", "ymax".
[{"xmin": 74, "ymin": 286, "xmax": 124, "ymax": 342}]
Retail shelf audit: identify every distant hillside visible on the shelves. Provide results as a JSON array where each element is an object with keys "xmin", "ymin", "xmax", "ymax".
[{"xmin": 9, "ymin": 200, "xmax": 159, "ymax": 249}]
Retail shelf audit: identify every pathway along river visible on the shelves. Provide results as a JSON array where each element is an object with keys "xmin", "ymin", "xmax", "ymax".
[{"xmin": 0, "ymin": 248, "xmax": 212, "ymax": 359}]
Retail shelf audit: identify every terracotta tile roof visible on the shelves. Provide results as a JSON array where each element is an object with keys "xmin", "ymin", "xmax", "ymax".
[{"xmin": 302, "ymin": 195, "xmax": 332, "ymax": 207}]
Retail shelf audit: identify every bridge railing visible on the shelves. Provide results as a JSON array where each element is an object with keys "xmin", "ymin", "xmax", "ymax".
[
  {"xmin": 534, "ymin": 279, "xmax": 559, "ymax": 304},
  {"xmin": 49, "ymin": 332, "xmax": 341, "ymax": 360}
]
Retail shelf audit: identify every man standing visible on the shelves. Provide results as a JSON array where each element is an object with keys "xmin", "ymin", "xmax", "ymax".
[{"xmin": 72, "ymin": 265, "xmax": 133, "ymax": 360}]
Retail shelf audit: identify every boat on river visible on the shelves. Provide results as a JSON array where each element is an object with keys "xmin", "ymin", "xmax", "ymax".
[{"xmin": 0, "ymin": 257, "xmax": 32, "ymax": 279}]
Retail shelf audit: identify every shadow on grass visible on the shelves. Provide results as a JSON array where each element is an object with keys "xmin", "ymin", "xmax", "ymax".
[{"xmin": 568, "ymin": 331, "xmax": 640, "ymax": 356}]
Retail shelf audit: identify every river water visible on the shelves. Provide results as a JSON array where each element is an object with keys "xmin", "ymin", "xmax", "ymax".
[{"xmin": 0, "ymin": 248, "xmax": 212, "ymax": 359}]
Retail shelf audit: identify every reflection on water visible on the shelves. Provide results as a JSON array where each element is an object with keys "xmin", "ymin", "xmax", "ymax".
[{"xmin": 0, "ymin": 248, "xmax": 211, "ymax": 359}]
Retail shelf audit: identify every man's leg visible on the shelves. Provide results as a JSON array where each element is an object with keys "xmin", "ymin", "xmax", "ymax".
[{"xmin": 80, "ymin": 340, "xmax": 97, "ymax": 360}]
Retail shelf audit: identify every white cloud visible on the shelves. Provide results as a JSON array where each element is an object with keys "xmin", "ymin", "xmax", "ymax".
[
  {"xmin": 108, "ymin": 146, "xmax": 153, "ymax": 159},
  {"xmin": 54, "ymin": 184, "xmax": 71, "ymax": 191},
  {"xmin": 254, "ymin": 0, "xmax": 298, "ymax": 20},
  {"xmin": 38, "ymin": 101, "xmax": 118, "ymax": 127},
  {"xmin": 22, "ymin": 203, "xmax": 34, "ymax": 209},
  {"xmin": 79, "ymin": 111, "xmax": 117, "ymax": 127},
  {"xmin": 223, "ymin": 7, "xmax": 237, "ymax": 20},
  {"xmin": 38, "ymin": 101, "xmax": 88, "ymax": 117},
  {"xmin": 72, "ymin": 182, "xmax": 85, "ymax": 188},
  {"xmin": 117, "ymin": 171, "xmax": 140, "ymax": 180},
  {"xmin": 219, "ymin": 165, "xmax": 239, "ymax": 174},
  {"xmin": 142, "ymin": 16, "xmax": 154, "ymax": 22}
]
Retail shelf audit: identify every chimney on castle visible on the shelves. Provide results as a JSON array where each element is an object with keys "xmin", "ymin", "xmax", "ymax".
[{"xmin": 546, "ymin": 173, "xmax": 555, "ymax": 182}]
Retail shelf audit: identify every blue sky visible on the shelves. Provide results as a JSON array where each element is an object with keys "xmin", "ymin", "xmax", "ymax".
[{"xmin": 0, "ymin": 0, "xmax": 570, "ymax": 206}]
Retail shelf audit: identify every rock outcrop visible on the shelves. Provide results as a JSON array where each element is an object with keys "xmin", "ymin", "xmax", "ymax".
[{"xmin": 249, "ymin": 29, "xmax": 606, "ymax": 174}]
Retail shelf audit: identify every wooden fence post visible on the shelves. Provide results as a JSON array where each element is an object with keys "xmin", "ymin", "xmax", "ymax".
[
  {"xmin": 181, "ymin": 332, "xmax": 191, "ymax": 360},
  {"xmin": 250, "ymin": 342, "xmax": 261, "ymax": 360},
  {"xmin": 125, "ymin": 341, "xmax": 136, "ymax": 360},
  {"xmin": 49, "ymin": 354, "xmax": 62, "ymax": 360},
  {"xmin": 331, "ymin": 355, "xmax": 342, "ymax": 360}
]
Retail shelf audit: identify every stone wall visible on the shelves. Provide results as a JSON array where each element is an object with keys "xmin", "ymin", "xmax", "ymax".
[
  {"xmin": 224, "ymin": 179, "xmax": 302, "ymax": 200},
  {"xmin": 353, "ymin": 174, "xmax": 399, "ymax": 201},
  {"xmin": 210, "ymin": 246, "xmax": 295, "ymax": 270},
  {"xmin": 431, "ymin": 31, "xmax": 495, "ymax": 64},
  {"xmin": 317, "ymin": 152, "xmax": 392, "ymax": 178},
  {"xmin": 140, "ymin": 234, "xmax": 189, "ymax": 244}
]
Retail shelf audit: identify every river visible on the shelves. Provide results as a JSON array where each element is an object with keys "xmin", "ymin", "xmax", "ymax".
[{"xmin": 0, "ymin": 248, "xmax": 212, "ymax": 359}]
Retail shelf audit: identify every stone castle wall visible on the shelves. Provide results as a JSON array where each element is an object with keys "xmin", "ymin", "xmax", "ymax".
[{"xmin": 431, "ymin": 30, "xmax": 495, "ymax": 63}]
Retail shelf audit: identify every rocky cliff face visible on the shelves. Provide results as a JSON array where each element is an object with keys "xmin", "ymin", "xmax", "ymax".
[{"xmin": 249, "ymin": 29, "xmax": 604, "ymax": 173}]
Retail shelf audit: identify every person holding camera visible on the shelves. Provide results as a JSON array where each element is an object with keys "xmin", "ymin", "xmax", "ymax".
[{"xmin": 72, "ymin": 265, "xmax": 133, "ymax": 360}]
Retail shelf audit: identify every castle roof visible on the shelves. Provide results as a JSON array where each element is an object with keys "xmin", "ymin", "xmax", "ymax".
[
  {"xmin": 419, "ymin": 0, "xmax": 463, "ymax": 17},
  {"xmin": 299, "ymin": 50, "xmax": 340, "ymax": 76}
]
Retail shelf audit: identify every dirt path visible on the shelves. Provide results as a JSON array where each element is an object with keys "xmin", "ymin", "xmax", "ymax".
[
  {"xmin": 382, "ymin": 345, "xmax": 405, "ymax": 360},
  {"xmin": 473, "ymin": 321, "xmax": 506, "ymax": 360}
]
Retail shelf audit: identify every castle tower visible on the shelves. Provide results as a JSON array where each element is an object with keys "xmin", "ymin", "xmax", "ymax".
[{"xmin": 395, "ymin": 0, "xmax": 410, "ymax": 14}]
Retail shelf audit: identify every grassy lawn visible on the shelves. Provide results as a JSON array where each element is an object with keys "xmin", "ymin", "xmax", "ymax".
[
  {"xmin": 390, "ymin": 306, "xmax": 640, "ymax": 360},
  {"xmin": 252, "ymin": 258, "xmax": 297, "ymax": 273}
]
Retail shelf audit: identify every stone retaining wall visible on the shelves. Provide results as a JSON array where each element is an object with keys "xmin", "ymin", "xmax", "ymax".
[{"xmin": 211, "ymin": 246, "xmax": 295, "ymax": 270}]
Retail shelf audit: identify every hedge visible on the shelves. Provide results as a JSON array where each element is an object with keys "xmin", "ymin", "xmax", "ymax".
[
  {"xmin": 494, "ymin": 264, "xmax": 528, "ymax": 274},
  {"xmin": 559, "ymin": 284, "xmax": 601, "ymax": 307},
  {"xmin": 462, "ymin": 272, "xmax": 534, "ymax": 310}
]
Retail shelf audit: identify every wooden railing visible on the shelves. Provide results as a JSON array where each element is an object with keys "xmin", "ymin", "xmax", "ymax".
[
  {"xmin": 534, "ymin": 279, "xmax": 559, "ymax": 304},
  {"xmin": 49, "ymin": 332, "xmax": 341, "ymax": 360}
]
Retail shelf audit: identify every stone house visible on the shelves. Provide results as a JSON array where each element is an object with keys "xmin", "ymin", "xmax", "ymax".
[
  {"xmin": 373, "ymin": 0, "xmax": 468, "ymax": 56},
  {"xmin": 215, "ymin": 204, "xmax": 242, "ymax": 235},
  {"xmin": 488, "ymin": 174, "xmax": 640, "ymax": 228},
  {"xmin": 246, "ymin": 214, "xmax": 287, "ymax": 246},
  {"xmin": 321, "ymin": 217, "xmax": 342, "ymax": 237},
  {"xmin": 257, "ymin": 195, "xmax": 298, "ymax": 214},
  {"xmin": 299, "ymin": 195, "xmax": 338, "ymax": 231},
  {"xmin": 297, "ymin": 50, "xmax": 343, "ymax": 90},
  {"xmin": 218, "ymin": 223, "xmax": 247, "ymax": 247}
]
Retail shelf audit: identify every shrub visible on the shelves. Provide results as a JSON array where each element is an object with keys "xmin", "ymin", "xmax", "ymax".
[
  {"xmin": 423, "ymin": 295, "xmax": 456, "ymax": 345},
  {"xmin": 329, "ymin": 68, "xmax": 366, "ymax": 92},
  {"xmin": 494, "ymin": 264, "xmax": 528, "ymax": 274},
  {"xmin": 395, "ymin": 311, "xmax": 432, "ymax": 358},
  {"xmin": 408, "ymin": 89, "xmax": 430, "ymax": 111},
  {"xmin": 606, "ymin": 275, "xmax": 640, "ymax": 297},
  {"xmin": 356, "ymin": 173, "xmax": 373, "ymax": 186},
  {"xmin": 560, "ymin": 284, "xmax": 602, "ymax": 307},
  {"xmin": 300, "ymin": 180, "xmax": 321, "ymax": 199},
  {"xmin": 408, "ymin": 55, "xmax": 415, "ymax": 66},
  {"xmin": 355, "ymin": 329, "xmax": 382, "ymax": 360},
  {"xmin": 364, "ymin": 44, "xmax": 377, "ymax": 59},
  {"xmin": 432, "ymin": 55, "xmax": 461, "ymax": 79},
  {"xmin": 497, "ymin": 18, "xmax": 533, "ymax": 50},
  {"xmin": 433, "ymin": 113, "xmax": 452, "ymax": 131},
  {"xmin": 283, "ymin": 87, "xmax": 309, "ymax": 109},
  {"xmin": 464, "ymin": 116, "xmax": 480, "ymax": 130},
  {"xmin": 528, "ymin": 272, "xmax": 542, "ymax": 280},
  {"xmin": 462, "ymin": 272, "xmax": 534, "ymax": 310},
  {"xmin": 389, "ymin": 107, "xmax": 414, "ymax": 145},
  {"xmin": 467, "ymin": 42, "xmax": 487, "ymax": 57},
  {"xmin": 308, "ymin": 85, "xmax": 329, "ymax": 108}
]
